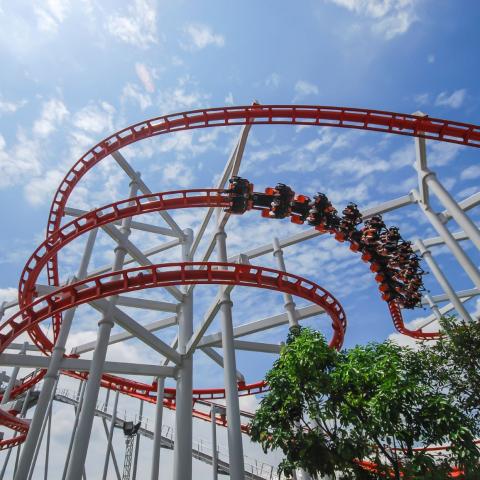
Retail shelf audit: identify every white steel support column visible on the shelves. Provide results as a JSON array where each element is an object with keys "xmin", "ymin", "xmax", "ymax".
[
  {"xmin": 44, "ymin": 403, "xmax": 52, "ymax": 480},
  {"xmin": 211, "ymin": 406, "xmax": 218, "ymax": 480},
  {"xmin": 1, "ymin": 342, "xmax": 27, "ymax": 404},
  {"xmin": 132, "ymin": 399, "xmax": 143, "ymax": 480},
  {"xmin": 151, "ymin": 377, "xmax": 165, "ymax": 480},
  {"xmin": 412, "ymin": 190, "xmax": 480, "ymax": 289},
  {"xmin": 272, "ymin": 237, "xmax": 312, "ymax": 480},
  {"xmin": 423, "ymin": 294, "xmax": 443, "ymax": 322},
  {"xmin": 102, "ymin": 390, "xmax": 119, "ymax": 480},
  {"xmin": 173, "ymin": 229, "xmax": 193, "ymax": 480},
  {"xmin": 415, "ymin": 239, "xmax": 473, "ymax": 323},
  {"xmin": 427, "ymin": 174, "xmax": 480, "ymax": 251},
  {"xmin": 15, "ymin": 228, "xmax": 97, "ymax": 480},
  {"xmin": 215, "ymin": 224, "xmax": 245, "ymax": 480},
  {"xmin": 414, "ymin": 132, "xmax": 480, "ymax": 251},
  {"xmin": 62, "ymin": 381, "xmax": 86, "ymax": 480},
  {"xmin": 27, "ymin": 377, "xmax": 59, "ymax": 480},
  {"xmin": 66, "ymin": 180, "xmax": 139, "ymax": 480},
  {"xmin": 272, "ymin": 238, "xmax": 299, "ymax": 329}
]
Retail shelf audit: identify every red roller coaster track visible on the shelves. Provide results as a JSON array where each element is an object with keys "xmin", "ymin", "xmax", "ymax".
[{"xmin": 1, "ymin": 105, "xmax": 479, "ymax": 474}]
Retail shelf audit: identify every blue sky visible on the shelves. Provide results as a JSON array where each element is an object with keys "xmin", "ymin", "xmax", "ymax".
[{"xmin": 1, "ymin": 0, "xmax": 480, "ymax": 477}]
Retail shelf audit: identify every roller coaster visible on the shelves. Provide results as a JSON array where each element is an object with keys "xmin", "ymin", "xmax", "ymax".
[{"xmin": 0, "ymin": 105, "xmax": 479, "ymax": 479}]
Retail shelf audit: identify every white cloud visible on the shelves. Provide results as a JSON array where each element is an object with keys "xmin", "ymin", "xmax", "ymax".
[
  {"xmin": 0, "ymin": 132, "xmax": 42, "ymax": 189},
  {"xmin": 34, "ymin": 0, "xmax": 71, "ymax": 33},
  {"xmin": 135, "ymin": 63, "xmax": 156, "ymax": 93},
  {"xmin": 293, "ymin": 80, "xmax": 319, "ymax": 100},
  {"xmin": 434, "ymin": 89, "xmax": 467, "ymax": 109},
  {"xmin": 182, "ymin": 23, "xmax": 225, "ymax": 50},
  {"xmin": 224, "ymin": 92, "xmax": 234, "ymax": 105},
  {"xmin": 413, "ymin": 93, "xmax": 429, "ymax": 106},
  {"xmin": 72, "ymin": 101, "xmax": 115, "ymax": 134},
  {"xmin": 0, "ymin": 96, "xmax": 27, "ymax": 114},
  {"xmin": 105, "ymin": 0, "xmax": 158, "ymax": 48},
  {"xmin": 33, "ymin": 98, "xmax": 69, "ymax": 138},
  {"xmin": 24, "ymin": 169, "xmax": 65, "ymax": 205},
  {"xmin": 160, "ymin": 160, "xmax": 194, "ymax": 188},
  {"xmin": 328, "ymin": 0, "xmax": 417, "ymax": 40},
  {"xmin": 265, "ymin": 73, "xmax": 280, "ymax": 88},
  {"xmin": 157, "ymin": 77, "xmax": 210, "ymax": 114},
  {"xmin": 122, "ymin": 83, "xmax": 152, "ymax": 111},
  {"xmin": 460, "ymin": 165, "xmax": 480, "ymax": 181},
  {"xmin": 427, "ymin": 54, "xmax": 435, "ymax": 63},
  {"xmin": 0, "ymin": 287, "xmax": 18, "ymax": 304},
  {"xmin": 428, "ymin": 142, "xmax": 462, "ymax": 167}
]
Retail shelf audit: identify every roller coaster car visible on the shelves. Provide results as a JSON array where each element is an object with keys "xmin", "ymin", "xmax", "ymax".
[
  {"xmin": 262, "ymin": 183, "xmax": 295, "ymax": 219},
  {"xmin": 225, "ymin": 176, "xmax": 254, "ymax": 214},
  {"xmin": 306, "ymin": 193, "xmax": 334, "ymax": 226},
  {"xmin": 290, "ymin": 195, "xmax": 311, "ymax": 224},
  {"xmin": 342, "ymin": 203, "xmax": 362, "ymax": 225}
]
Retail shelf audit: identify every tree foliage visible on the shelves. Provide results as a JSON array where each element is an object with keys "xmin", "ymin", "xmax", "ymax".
[{"xmin": 250, "ymin": 325, "xmax": 480, "ymax": 479}]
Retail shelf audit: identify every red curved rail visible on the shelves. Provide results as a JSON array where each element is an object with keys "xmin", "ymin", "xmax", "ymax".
[
  {"xmin": 5, "ymin": 105, "xmax": 473, "ymax": 458},
  {"xmin": 39, "ymin": 105, "xmax": 480, "ymax": 350},
  {"xmin": 6, "ymin": 262, "xmax": 347, "ymax": 353}
]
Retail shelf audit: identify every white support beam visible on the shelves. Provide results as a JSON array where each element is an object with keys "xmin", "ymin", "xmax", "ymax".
[
  {"xmin": 186, "ymin": 286, "xmax": 234, "ymax": 355},
  {"xmin": 111, "ymin": 151, "xmax": 185, "ymax": 238},
  {"xmin": 190, "ymin": 123, "xmax": 252, "ymax": 258},
  {"xmin": 115, "ymin": 296, "xmax": 177, "ymax": 313},
  {"xmin": 199, "ymin": 347, "xmax": 245, "ymax": 383},
  {"xmin": 65, "ymin": 207, "xmax": 179, "ymax": 238},
  {"xmin": 416, "ymin": 296, "xmax": 472, "ymax": 330},
  {"xmin": 438, "ymin": 192, "xmax": 480, "ymax": 224},
  {"xmin": 0, "ymin": 353, "xmax": 176, "ymax": 377},
  {"xmin": 101, "ymin": 223, "xmax": 184, "ymax": 301},
  {"xmin": 89, "ymin": 238, "xmax": 181, "ymax": 277},
  {"xmin": 90, "ymin": 298, "xmax": 181, "ymax": 364},
  {"xmin": 70, "ymin": 315, "xmax": 177, "ymax": 355},
  {"xmin": 422, "ymin": 287, "xmax": 479, "ymax": 305},
  {"xmin": 35, "ymin": 285, "xmax": 178, "ymax": 313},
  {"xmin": 208, "ymin": 340, "xmax": 282, "ymax": 354},
  {"xmin": 421, "ymin": 230, "xmax": 469, "ymax": 249},
  {"xmin": 198, "ymin": 304, "xmax": 324, "ymax": 348}
]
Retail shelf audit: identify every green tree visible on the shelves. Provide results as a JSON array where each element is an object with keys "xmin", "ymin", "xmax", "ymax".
[{"xmin": 250, "ymin": 327, "xmax": 480, "ymax": 479}]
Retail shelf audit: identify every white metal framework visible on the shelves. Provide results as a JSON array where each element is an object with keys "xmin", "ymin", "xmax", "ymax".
[{"xmin": 0, "ymin": 105, "xmax": 479, "ymax": 480}]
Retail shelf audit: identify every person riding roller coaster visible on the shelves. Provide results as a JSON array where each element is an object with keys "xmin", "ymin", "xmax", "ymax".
[
  {"xmin": 225, "ymin": 176, "xmax": 254, "ymax": 214},
  {"xmin": 224, "ymin": 176, "xmax": 425, "ymax": 308},
  {"xmin": 306, "ymin": 193, "xmax": 338, "ymax": 230},
  {"xmin": 336, "ymin": 203, "xmax": 362, "ymax": 241},
  {"xmin": 266, "ymin": 183, "xmax": 295, "ymax": 219}
]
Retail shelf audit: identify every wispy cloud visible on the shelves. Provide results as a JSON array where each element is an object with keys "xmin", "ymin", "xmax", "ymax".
[
  {"xmin": 460, "ymin": 165, "xmax": 480, "ymax": 181},
  {"xmin": 182, "ymin": 23, "xmax": 225, "ymax": 50},
  {"xmin": 33, "ymin": 0, "xmax": 71, "ymax": 33},
  {"xmin": 328, "ymin": 0, "xmax": 417, "ymax": 40},
  {"xmin": 135, "ymin": 63, "xmax": 156, "ymax": 93},
  {"xmin": 105, "ymin": 0, "xmax": 158, "ymax": 48},
  {"xmin": 434, "ymin": 89, "xmax": 467, "ymax": 109},
  {"xmin": 121, "ymin": 83, "xmax": 152, "ymax": 111},
  {"xmin": 72, "ymin": 101, "xmax": 115, "ymax": 134},
  {"xmin": 0, "ymin": 96, "xmax": 27, "ymax": 114},
  {"xmin": 33, "ymin": 98, "xmax": 69, "ymax": 138},
  {"xmin": 293, "ymin": 80, "xmax": 319, "ymax": 101}
]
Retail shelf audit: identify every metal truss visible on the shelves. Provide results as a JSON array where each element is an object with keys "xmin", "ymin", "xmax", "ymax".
[{"xmin": 0, "ymin": 105, "xmax": 479, "ymax": 480}]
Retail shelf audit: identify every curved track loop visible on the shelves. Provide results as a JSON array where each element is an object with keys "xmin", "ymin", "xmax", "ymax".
[
  {"xmin": 37, "ymin": 105, "xmax": 480, "ymax": 352},
  {"xmin": 4, "ymin": 105, "xmax": 478, "ymax": 464},
  {"xmin": 7, "ymin": 261, "xmax": 348, "ymax": 354}
]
